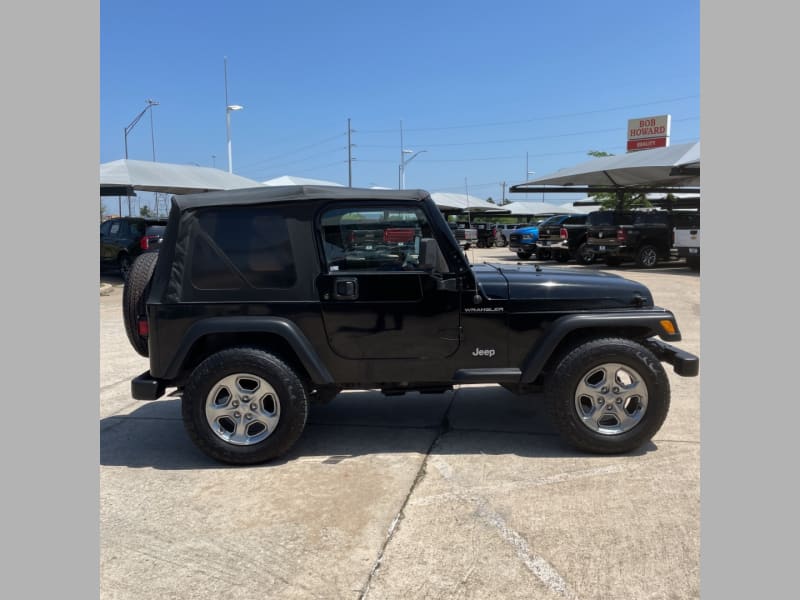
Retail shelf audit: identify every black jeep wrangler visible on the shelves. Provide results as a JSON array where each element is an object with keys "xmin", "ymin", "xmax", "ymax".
[{"xmin": 124, "ymin": 186, "xmax": 698, "ymax": 465}]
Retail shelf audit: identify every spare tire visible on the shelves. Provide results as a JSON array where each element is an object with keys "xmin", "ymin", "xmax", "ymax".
[{"xmin": 123, "ymin": 252, "xmax": 158, "ymax": 357}]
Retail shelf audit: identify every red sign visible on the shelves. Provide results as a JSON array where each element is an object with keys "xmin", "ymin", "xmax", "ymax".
[{"xmin": 627, "ymin": 137, "xmax": 668, "ymax": 151}]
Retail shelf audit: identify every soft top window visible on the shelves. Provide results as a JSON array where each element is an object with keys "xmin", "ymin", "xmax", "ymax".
[{"xmin": 189, "ymin": 206, "xmax": 296, "ymax": 290}]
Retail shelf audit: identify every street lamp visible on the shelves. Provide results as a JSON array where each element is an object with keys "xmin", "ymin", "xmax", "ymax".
[
  {"xmin": 224, "ymin": 57, "xmax": 243, "ymax": 174},
  {"xmin": 226, "ymin": 104, "xmax": 243, "ymax": 173},
  {"xmin": 399, "ymin": 149, "xmax": 427, "ymax": 190},
  {"xmin": 123, "ymin": 98, "xmax": 159, "ymax": 215},
  {"xmin": 124, "ymin": 98, "xmax": 159, "ymax": 160}
]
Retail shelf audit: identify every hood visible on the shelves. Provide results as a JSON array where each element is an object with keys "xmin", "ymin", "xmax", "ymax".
[{"xmin": 471, "ymin": 263, "xmax": 654, "ymax": 310}]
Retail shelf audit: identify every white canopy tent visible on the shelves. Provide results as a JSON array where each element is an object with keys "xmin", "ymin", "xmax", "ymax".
[
  {"xmin": 100, "ymin": 159, "xmax": 264, "ymax": 195},
  {"xmin": 430, "ymin": 192, "xmax": 508, "ymax": 213},
  {"xmin": 510, "ymin": 141, "xmax": 700, "ymax": 192},
  {"xmin": 262, "ymin": 175, "xmax": 344, "ymax": 187}
]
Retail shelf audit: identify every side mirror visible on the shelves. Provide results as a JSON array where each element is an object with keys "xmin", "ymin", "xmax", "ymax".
[{"xmin": 419, "ymin": 238, "xmax": 449, "ymax": 273}]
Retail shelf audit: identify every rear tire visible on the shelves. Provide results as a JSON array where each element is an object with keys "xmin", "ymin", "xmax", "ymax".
[
  {"xmin": 122, "ymin": 252, "xmax": 158, "ymax": 357},
  {"xmin": 182, "ymin": 348, "xmax": 309, "ymax": 465},
  {"xmin": 544, "ymin": 337, "xmax": 670, "ymax": 454},
  {"xmin": 635, "ymin": 244, "xmax": 659, "ymax": 268},
  {"xmin": 118, "ymin": 253, "xmax": 133, "ymax": 281},
  {"xmin": 575, "ymin": 243, "xmax": 595, "ymax": 265}
]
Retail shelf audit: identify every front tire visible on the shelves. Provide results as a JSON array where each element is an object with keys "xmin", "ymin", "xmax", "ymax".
[
  {"xmin": 544, "ymin": 338, "xmax": 670, "ymax": 454},
  {"xmin": 182, "ymin": 348, "xmax": 309, "ymax": 465},
  {"xmin": 517, "ymin": 251, "xmax": 532, "ymax": 260}
]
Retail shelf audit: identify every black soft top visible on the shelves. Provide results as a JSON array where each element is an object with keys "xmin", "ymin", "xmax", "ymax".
[{"xmin": 171, "ymin": 185, "xmax": 431, "ymax": 212}]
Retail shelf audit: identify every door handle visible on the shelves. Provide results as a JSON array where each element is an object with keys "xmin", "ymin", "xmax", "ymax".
[{"xmin": 333, "ymin": 277, "xmax": 359, "ymax": 300}]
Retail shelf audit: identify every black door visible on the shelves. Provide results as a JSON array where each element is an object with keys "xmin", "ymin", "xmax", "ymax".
[{"xmin": 317, "ymin": 203, "xmax": 461, "ymax": 360}]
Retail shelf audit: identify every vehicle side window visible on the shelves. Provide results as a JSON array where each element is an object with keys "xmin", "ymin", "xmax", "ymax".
[
  {"xmin": 100, "ymin": 221, "xmax": 112, "ymax": 236},
  {"xmin": 129, "ymin": 221, "xmax": 144, "ymax": 236},
  {"xmin": 190, "ymin": 206, "xmax": 297, "ymax": 290},
  {"xmin": 319, "ymin": 206, "xmax": 448, "ymax": 273},
  {"xmin": 109, "ymin": 221, "xmax": 121, "ymax": 236}
]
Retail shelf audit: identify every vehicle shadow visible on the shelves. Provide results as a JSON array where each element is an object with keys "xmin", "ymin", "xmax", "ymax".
[{"xmin": 99, "ymin": 387, "xmax": 657, "ymax": 470}]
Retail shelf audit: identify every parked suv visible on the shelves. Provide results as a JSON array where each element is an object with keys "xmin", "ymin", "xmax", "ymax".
[
  {"xmin": 125, "ymin": 186, "xmax": 698, "ymax": 465},
  {"xmin": 100, "ymin": 216, "xmax": 168, "ymax": 279}
]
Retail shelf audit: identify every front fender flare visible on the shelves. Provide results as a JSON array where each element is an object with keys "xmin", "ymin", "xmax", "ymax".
[{"xmin": 519, "ymin": 311, "xmax": 679, "ymax": 383}]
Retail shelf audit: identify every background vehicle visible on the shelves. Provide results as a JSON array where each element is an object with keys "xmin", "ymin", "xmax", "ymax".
[
  {"xmin": 126, "ymin": 186, "xmax": 698, "ymax": 465},
  {"xmin": 673, "ymin": 218, "xmax": 701, "ymax": 270},
  {"xmin": 586, "ymin": 210, "xmax": 698, "ymax": 268},
  {"xmin": 474, "ymin": 223, "xmax": 497, "ymax": 248},
  {"xmin": 493, "ymin": 223, "xmax": 527, "ymax": 247},
  {"xmin": 508, "ymin": 217, "xmax": 563, "ymax": 259},
  {"xmin": 449, "ymin": 221, "xmax": 478, "ymax": 248},
  {"xmin": 536, "ymin": 213, "xmax": 593, "ymax": 264},
  {"xmin": 100, "ymin": 216, "xmax": 168, "ymax": 279}
]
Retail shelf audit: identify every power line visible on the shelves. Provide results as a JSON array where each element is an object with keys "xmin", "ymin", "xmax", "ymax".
[
  {"xmin": 357, "ymin": 116, "xmax": 699, "ymax": 149},
  {"xmin": 356, "ymin": 95, "xmax": 699, "ymax": 134},
  {"xmin": 237, "ymin": 131, "xmax": 346, "ymax": 170}
]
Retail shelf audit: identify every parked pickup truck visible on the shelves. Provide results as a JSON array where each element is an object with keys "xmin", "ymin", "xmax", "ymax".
[
  {"xmin": 674, "ymin": 220, "xmax": 700, "ymax": 270},
  {"xmin": 450, "ymin": 221, "xmax": 478, "ymax": 248},
  {"xmin": 586, "ymin": 210, "xmax": 699, "ymax": 268},
  {"xmin": 535, "ymin": 214, "xmax": 593, "ymax": 264}
]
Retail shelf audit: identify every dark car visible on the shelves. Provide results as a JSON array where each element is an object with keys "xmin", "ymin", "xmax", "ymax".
[
  {"xmin": 125, "ymin": 185, "xmax": 698, "ymax": 465},
  {"xmin": 100, "ymin": 216, "xmax": 168, "ymax": 279}
]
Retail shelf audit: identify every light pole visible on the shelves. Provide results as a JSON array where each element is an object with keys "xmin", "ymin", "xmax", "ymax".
[
  {"xmin": 399, "ymin": 149, "xmax": 426, "ymax": 190},
  {"xmin": 123, "ymin": 98, "xmax": 159, "ymax": 215},
  {"xmin": 398, "ymin": 120, "xmax": 426, "ymax": 190},
  {"xmin": 124, "ymin": 99, "xmax": 159, "ymax": 160},
  {"xmin": 226, "ymin": 104, "xmax": 243, "ymax": 173},
  {"xmin": 224, "ymin": 57, "xmax": 243, "ymax": 173}
]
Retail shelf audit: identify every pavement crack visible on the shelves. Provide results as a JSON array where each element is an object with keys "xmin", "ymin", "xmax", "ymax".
[{"xmin": 356, "ymin": 388, "xmax": 457, "ymax": 600}]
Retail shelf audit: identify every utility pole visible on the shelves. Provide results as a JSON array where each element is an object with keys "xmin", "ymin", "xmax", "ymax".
[
  {"xmin": 464, "ymin": 177, "xmax": 471, "ymax": 227},
  {"xmin": 501, "ymin": 181, "xmax": 506, "ymax": 205},
  {"xmin": 347, "ymin": 118, "xmax": 354, "ymax": 187},
  {"xmin": 399, "ymin": 120, "xmax": 404, "ymax": 189}
]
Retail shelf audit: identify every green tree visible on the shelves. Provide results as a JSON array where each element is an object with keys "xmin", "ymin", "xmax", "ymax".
[
  {"xmin": 586, "ymin": 150, "xmax": 652, "ymax": 211},
  {"xmin": 139, "ymin": 205, "xmax": 152, "ymax": 217}
]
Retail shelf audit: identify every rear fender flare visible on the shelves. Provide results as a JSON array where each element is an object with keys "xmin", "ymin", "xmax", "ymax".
[{"xmin": 164, "ymin": 317, "xmax": 334, "ymax": 385}]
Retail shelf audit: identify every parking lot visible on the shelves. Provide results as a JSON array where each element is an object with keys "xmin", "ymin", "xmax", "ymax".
[{"xmin": 100, "ymin": 245, "xmax": 700, "ymax": 600}]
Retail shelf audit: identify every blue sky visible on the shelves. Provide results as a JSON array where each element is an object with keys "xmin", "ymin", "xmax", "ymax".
[{"xmin": 100, "ymin": 0, "xmax": 699, "ymax": 204}]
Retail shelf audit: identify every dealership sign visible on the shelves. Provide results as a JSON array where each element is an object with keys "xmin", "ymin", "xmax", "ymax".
[{"xmin": 627, "ymin": 114, "xmax": 671, "ymax": 152}]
